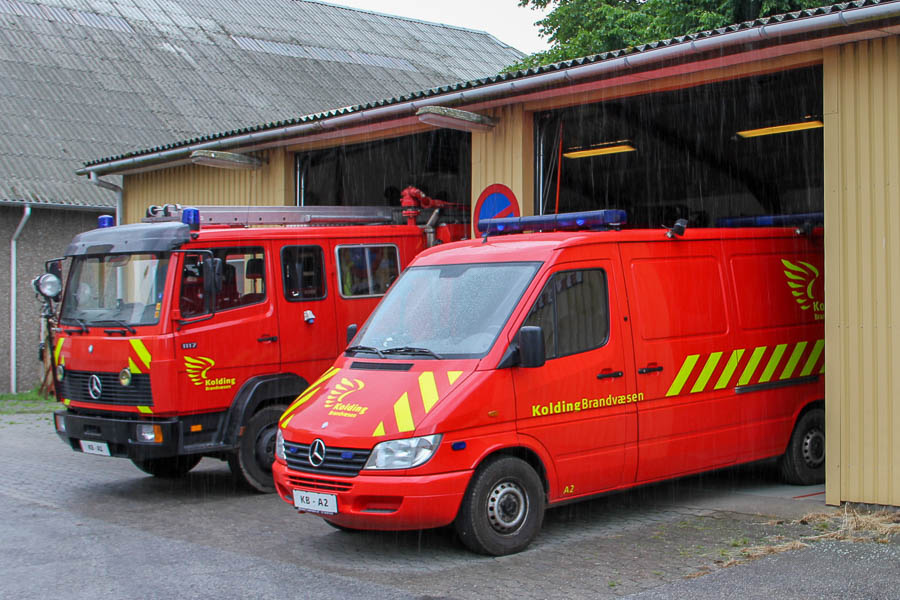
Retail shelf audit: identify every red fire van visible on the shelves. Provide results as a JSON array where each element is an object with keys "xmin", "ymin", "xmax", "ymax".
[{"xmin": 273, "ymin": 210, "xmax": 825, "ymax": 554}]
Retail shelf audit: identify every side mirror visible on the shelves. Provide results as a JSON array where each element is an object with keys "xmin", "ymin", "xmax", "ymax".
[
  {"xmin": 518, "ymin": 326, "xmax": 546, "ymax": 368},
  {"xmin": 346, "ymin": 323, "xmax": 358, "ymax": 345},
  {"xmin": 45, "ymin": 259, "xmax": 62, "ymax": 279}
]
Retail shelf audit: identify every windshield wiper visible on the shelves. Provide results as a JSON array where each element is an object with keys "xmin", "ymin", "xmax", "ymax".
[
  {"xmin": 93, "ymin": 319, "xmax": 137, "ymax": 334},
  {"xmin": 61, "ymin": 318, "xmax": 88, "ymax": 334},
  {"xmin": 382, "ymin": 346, "xmax": 443, "ymax": 360},
  {"xmin": 345, "ymin": 345, "xmax": 385, "ymax": 358}
]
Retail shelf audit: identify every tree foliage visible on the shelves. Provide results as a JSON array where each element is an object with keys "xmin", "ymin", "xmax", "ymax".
[{"xmin": 512, "ymin": 0, "xmax": 826, "ymax": 69}]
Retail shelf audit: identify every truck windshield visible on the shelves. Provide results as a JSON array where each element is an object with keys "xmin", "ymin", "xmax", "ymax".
[
  {"xmin": 352, "ymin": 262, "xmax": 540, "ymax": 359},
  {"xmin": 60, "ymin": 253, "xmax": 170, "ymax": 327}
]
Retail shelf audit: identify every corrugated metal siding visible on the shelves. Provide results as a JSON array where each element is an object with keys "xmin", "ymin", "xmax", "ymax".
[
  {"xmin": 121, "ymin": 149, "xmax": 291, "ymax": 223},
  {"xmin": 824, "ymin": 37, "xmax": 900, "ymax": 507},
  {"xmin": 470, "ymin": 105, "xmax": 534, "ymax": 235}
]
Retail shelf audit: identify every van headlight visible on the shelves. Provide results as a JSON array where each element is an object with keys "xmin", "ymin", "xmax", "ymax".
[
  {"xmin": 275, "ymin": 429, "xmax": 285, "ymax": 461},
  {"xmin": 363, "ymin": 434, "xmax": 442, "ymax": 470}
]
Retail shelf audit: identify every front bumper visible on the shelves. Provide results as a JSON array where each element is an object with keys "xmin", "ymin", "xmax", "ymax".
[
  {"xmin": 273, "ymin": 460, "xmax": 472, "ymax": 530},
  {"xmin": 55, "ymin": 410, "xmax": 182, "ymax": 461}
]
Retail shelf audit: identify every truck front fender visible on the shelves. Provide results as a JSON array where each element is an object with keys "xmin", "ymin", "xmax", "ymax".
[{"xmin": 221, "ymin": 373, "xmax": 307, "ymax": 446}]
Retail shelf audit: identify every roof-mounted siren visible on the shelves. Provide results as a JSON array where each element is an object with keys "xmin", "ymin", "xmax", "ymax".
[
  {"xmin": 97, "ymin": 214, "xmax": 115, "ymax": 228},
  {"xmin": 146, "ymin": 204, "xmax": 183, "ymax": 219},
  {"xmin": 181, "ymin": 207, "xmax": 201, "ymax": 231},
  {"xmin": 715, "ymin": 212, "xmax": 824, "ymax": 236},
  {"xmin": 479, "ymin": 209, "xmax": 626, "ymax": 238}
]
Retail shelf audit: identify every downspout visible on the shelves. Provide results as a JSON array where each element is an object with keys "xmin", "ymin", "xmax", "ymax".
[
  {"xmin": 88, "ymin": 172, "xmax": 122, "ymax": 224},
  {"xmin": 10, "ymin": 205, "xmax": 31, "ymax": 393}
]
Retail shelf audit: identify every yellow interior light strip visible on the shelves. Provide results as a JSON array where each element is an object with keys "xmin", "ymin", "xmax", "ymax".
[{"xmin": 737, "ymin": 120, "xmax": 823, "ymax": 138}]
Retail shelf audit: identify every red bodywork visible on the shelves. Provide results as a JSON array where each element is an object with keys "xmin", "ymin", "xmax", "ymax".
[{"xmin": 274, "ymin": 226, "xmax": 825, "ymax": 529}]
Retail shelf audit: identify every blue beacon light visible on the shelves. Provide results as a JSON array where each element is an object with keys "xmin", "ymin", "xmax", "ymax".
[
  {"xmin": 182, "ymin": 207, "xmax": 201, "ymax": 231},
  {"xmin": 97, "ymin": 214, "xmax": 115, "ymax": 228}
]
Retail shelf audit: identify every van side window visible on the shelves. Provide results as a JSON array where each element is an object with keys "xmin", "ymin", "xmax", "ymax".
[
  {"xmin": 337, "ymin": 245, "xmax": 400, "ymax": 297},
  {"xmin": 179, "ymin": 247, "xmax": 266, "ymax": 316},
  {"xmin": 523, "ymin": 269, "xmax": 609, "ymax": 359},
  {"xmin": 282, "ymin": 246, "xmax": 326, "ymax": 300}
]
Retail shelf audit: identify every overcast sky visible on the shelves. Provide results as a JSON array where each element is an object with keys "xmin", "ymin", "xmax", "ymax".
[{"xmin": 316, "ymin": 0, "xmax": 551, "ymax": 54}]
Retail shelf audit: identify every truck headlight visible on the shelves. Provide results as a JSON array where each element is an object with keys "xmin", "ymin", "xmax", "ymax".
[
  {"xmin": 275, "ymin": 429, "xmax": 285, "ymax": 461},
  {"xmin": 56, "ymin": 364, "xmax": 65, "ymax": 381},
  {"xmin": 119, "ymin": 368, "xmax": 132, "ymax": 386},
  {"xmin": 363, "ymin": 434, "xmax": 442, "ymax": 470},
  {"xmin": 136, "ymin": 424, "xmax": 163, "ymax": 443},
  {"xmin": 33, "ymin": 273, "xmax": 62, "ymax": 299}
]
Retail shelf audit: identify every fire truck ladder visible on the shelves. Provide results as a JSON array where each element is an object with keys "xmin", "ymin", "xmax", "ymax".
[{"xmin": 143, "ymin": 205, "xmax": 401, "ymax": 227}]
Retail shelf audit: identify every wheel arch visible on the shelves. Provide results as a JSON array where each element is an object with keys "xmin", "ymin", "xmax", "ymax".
[
  {"xmin": 474, "ymin": 446, "xmax": 550, "ymax": 499},
  {"xmin": 222, "ymin": 373, "xmax": 308, "ymax": 446}
]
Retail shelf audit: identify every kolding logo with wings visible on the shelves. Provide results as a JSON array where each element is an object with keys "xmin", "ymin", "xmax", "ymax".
[
  {"xmin": 323, "ymin": 377, "xmax": 369, "ymax": 418},
  {"xmin": 782, "ymin": 259, "xmax": 824, "ymax": 320},
  {"xmin": 184, "ymin": 356, "xmax": 236, "ymax": 391}
]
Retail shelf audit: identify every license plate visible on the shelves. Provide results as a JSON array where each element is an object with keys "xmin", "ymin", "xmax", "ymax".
[
  {"xmin": 293, "ymin": 490, "xmax": 337, "ymax": 515},
  {"xmin": 79, "ymin": 440, "xmax": 111, "ymax": 456}
]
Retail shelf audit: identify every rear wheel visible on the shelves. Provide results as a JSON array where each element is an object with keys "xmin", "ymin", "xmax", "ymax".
[
  {"xmin": 131, "ymin": 455, "xmax": 201, "ymax": 478},
  {"xmin": 779, "ymin": 407, "xmax": 825, "ymax": 485},
  {"xmin": 454, "ymin": 456, "xmax": 544, "ymax": 556},
  {"xmin": 228, "ymin": 405, "xmax": 285, "ymax": 493}
]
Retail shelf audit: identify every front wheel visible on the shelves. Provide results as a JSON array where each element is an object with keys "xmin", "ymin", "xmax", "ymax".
[
  {"xmin": 454, "ymin": 456, "xmax": 545, "ymax": 556},
  {"xmin": 228, "ymin": 405, "xmax": 286, "ymax": 493},
  {"xmin": 779, "ymin": 407, "xmax": 825, "ymax": 485},
  {"xmin": 131, "ymin": 455, "xmax": 201, "ymax": 478}
]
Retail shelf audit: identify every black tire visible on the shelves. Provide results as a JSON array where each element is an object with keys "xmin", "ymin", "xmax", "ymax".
[
  {"xmin": 228, "ymin": 405, "xmax": 286, "ymax": 493},
  {"xmin": 131, "ymin": 455, "xmax": 201, "ymax": 478},
  {"xmin": 779, "ymin": 407, "xmax": 825, "ymax": 485},
  {"xmin": 454, "ymin": 456, "xmax": 545, "ymax": 556}
]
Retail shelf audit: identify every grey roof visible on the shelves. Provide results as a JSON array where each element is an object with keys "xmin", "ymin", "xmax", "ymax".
[
  {"xmin": 0, "ymin": 0, "xmax": 523, "ymax": 208},
  {"xmin": 82, "ymin": 0, "xmax": 900, "ymax": 173}
]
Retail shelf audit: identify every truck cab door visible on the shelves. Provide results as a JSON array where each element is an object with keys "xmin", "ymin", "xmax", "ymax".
[{"xmin": 512, "ymin": 259, "xmax": 637, "ymax": 501}]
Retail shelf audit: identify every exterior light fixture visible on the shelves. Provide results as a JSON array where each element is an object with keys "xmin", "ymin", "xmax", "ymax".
[
  {"xmin": 737, "ymin": 119, "xmax": 823, "ymax": 138},
  {"xmin": 190, "ymin": 150, "xmax": 263, "ymax": 169},
  {"xmin": 563, "ymin": 141, "xmax": 636, "ymax": 159},
  {"xmin": 416, "ymin": 106, "xmax": 498, "ymax": 132}
]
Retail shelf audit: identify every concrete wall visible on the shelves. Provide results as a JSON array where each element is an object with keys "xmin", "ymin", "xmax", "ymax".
[{"xmin": 0, "ymin": 206, "xmax": 104, "ymax": 393}]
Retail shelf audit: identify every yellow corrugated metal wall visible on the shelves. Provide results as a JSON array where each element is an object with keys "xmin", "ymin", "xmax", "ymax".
[
  {"xmin": 824, "ymin": 37, "xmax": 900, "ymax": 507},
  {"xmin": 121, "ymin": 149, "xmax": 292, "ymax": 223},
  {"xmin": 470, "ymin": 105, "xmax": 534, "ymax": 232}
]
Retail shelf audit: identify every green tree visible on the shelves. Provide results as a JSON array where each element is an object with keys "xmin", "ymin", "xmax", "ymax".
[{"xmin": 512, "ymin": 0, "xmax": 825, "ymax": 69}]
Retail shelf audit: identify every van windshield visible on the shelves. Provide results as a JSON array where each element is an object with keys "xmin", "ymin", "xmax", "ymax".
[
  {"xmin": 351, "ymin": 262, "xmax": 540, "ymax": 359},
  {"xmin": 60, "ymin": 253, "xmax": 170, "ymax": 328}
]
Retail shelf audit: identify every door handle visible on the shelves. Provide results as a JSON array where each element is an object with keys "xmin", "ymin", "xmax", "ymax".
[
  {"xmin": 257, "ymin": 335, "xmax": 278, "ymax": 343},
  {"xmin": 638, "ymin": 365, "xmax": 664, "ymax": 375},
  {"xmin": 596, "ymin": 370, "xmax": 624, "ymax": 380}
]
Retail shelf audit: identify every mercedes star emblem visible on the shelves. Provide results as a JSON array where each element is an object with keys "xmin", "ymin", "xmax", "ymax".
[
  {"xmin": 88, "ymin": 374, "xmax": 102, "ymax": 400},
  {"xmin": 308, "ymin": 438, "xmax": 326, "ymax": 467}
]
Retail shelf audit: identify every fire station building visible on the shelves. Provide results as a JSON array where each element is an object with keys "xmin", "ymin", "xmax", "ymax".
[{"xmin": 78, "ymin": 1, "xmax": 900, "ymax": 509}]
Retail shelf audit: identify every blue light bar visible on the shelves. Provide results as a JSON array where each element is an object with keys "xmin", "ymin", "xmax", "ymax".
[
  {"xmin": 716, "ymin": 212, "xmax": 823, "ymax": 228},
  {"xmin": 479, "ymin": 209, "xmax": 627, "ymax": 236},
  {"xmin": 181, "ymin": 207, "xmax": 200, "ymax": 231},
  {"xmin": 97, "ymin": 214, "xmax": 114, "ymax": 228}
]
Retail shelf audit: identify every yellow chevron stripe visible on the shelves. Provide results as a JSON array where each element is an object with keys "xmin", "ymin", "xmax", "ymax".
[
  {"xmin": 448, "ymin": 371, "xmax": 462, "ymax": 385},
  {"xmin": 419, "ymin": 371, "xmax": 439, "ymax": 413},
  {"xmin": 130, "ymin": 339, "xmax": 152, "ymax": 370},
  {"xmin": 393, "ymin": 392, "xmax": 414, "ymax": 432},
  {"xmin": 372, "ymin": 422, "xmax": 385, "ymax": 437},
  {"xmin": 666, "ymin": 355, "xmax": 699, "ymax": 397},
  {"xmin": 760, "ymin": 344, "xmax": 787, "ymax": 383},
  {"xmin": 800, "ymin": 339, "xmax": 824, "ymax": 377},
  {"xmin": 137, "ymin": 406, "xmax": 153, "ymax": 414},
  {"xmin": 738, "ymin": 347, "xmax": 767, "ymax": 385},
  {"xmin": 780, "ymin": 342, "xmax": 807, "ymax": 380},
  {"xmin": 279, "ymin": 367, "xmax": 339, "ymax": 425},
  {"xmin": 54, "ymin": 338, "xmax": 64, "ymax": 365},
  {"xmin": 714, "ymin": 349, "xmax": 744, "ymax": 390},
  {"xmin": 691, "ymin": 352, "xmax": 722, "ymax": 393},
  {"xmin": 128, "ymin": 357, "xmax": 142, "ymax": 374},
  {"xmin": 63, "ymin": 398, "xmax": 70, "ymax": 406}
]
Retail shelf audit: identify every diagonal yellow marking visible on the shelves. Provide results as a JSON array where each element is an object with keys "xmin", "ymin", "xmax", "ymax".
[
  {"xmin": 447, "ymin": 371, "xmax": 463, "ymax": 385},
  {"xmin": 666, "ymin": 355, "xmax": 699, "ymax": 397},
  {"xmin": 800, "ymin": 339, "xmax": 824, "ymax": 376},
  {"xmin": 128, "ymin": 357, "xmax": 142, "ymax": 374},
  {"xmin": 738, "ymin": 347, "xmax": 767, "ymax": 385},
  {"xmin": 691, "ymin": 352, "xmax": 722, "ymax": 394},
  {"xmin": 280, "ymin": 367, "xmax": 339, "ymax": 425},
  {"xmin": 393, "ymin": 392, "xmax": 414, "ymax": 433},
  {"xmin": 137, "ymin": 406, "xmax": 153, "ymax": 414},
  {"xmin": 780, "ymin": 342, "xmax": 808, "ymax": 380},
  {"xmin": 130, "ymin": 339, "xmax": 152, "ymax": 370},
  {"xmin": 372, "ymin": 422, "xmax": 385, "ymax": 437},
  {"xmin": 760, "ymin": 344, "xmax": 787, "ymax": 383},
  {"xmin": 419, "ymin": 372, "xmax": 439, "ymax": 413},
  {"xmin": 54, "ymin": 338, "xmax": 65, "ymax": 365},
  {"xmin": 714, "ymin": 349, "xmax": 744, "ymax": 390}
]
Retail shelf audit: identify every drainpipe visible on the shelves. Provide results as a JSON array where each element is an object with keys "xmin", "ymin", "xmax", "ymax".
[
  {"xmin": 88, "ymin": 172, "xmax": 122, "ymax": 224},
  {"xmin": 10, "ymin": 205, "xmax": 31, "ymax": 393}
]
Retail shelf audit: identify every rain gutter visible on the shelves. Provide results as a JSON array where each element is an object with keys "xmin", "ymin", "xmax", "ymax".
[
  {"xmin": 10, "ymin": 205, "xmax": 31, "ymax": 393},
  {"xmin": 77, "ymin": 1, "xmax": 900, "ymax": 177}
]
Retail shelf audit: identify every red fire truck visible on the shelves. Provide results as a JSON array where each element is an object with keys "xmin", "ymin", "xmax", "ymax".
[
  {"xmin": 36, "ymin": 198, "xmax": 465, "ymax": 492},
  {"xmin": 272, "ymin": 210, "xmax": 825, "ymax": 554}
]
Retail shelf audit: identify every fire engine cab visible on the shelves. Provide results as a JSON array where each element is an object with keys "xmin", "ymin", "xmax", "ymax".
[
  {"xmin": 272, "ymin": 209, "xmax": 825, "ymax": 555},
  {"xmin": 39, "ymin": 198, "xmax": 465, "ymax": 492}
]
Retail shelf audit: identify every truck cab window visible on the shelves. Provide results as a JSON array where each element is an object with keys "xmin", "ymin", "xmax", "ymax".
[
  {"xmin": 337, "ymin": 245, "xmax": 400, "ymax": 298},
  {"xmin": 179, "ymin": 247, "xmax": 266, "ymax": 316},
  {"xmin": 282, "ymin": 245, "xmax": 326, "ymax": 300},
  {"xmin": 523, "ymin": 269, "xmax": 610, "ymax": 359}
]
